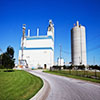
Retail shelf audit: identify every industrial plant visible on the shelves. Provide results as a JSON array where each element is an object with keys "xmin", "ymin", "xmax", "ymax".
[
  {"xmin": 18, "ymin": 20, "xmax": 87, "ymax": 69},
  {"xmin": 18, "ymin": 20, "xmax": 54, "ymax": 69},
  {"xmin": 71, "ymin": 21, "xmax": 87, "ymax": 66}
]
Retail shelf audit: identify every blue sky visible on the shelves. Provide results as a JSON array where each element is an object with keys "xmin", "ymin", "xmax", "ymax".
[{"xmin": 0, "ymin": 0, "xmax": 100, "ymax": 65}]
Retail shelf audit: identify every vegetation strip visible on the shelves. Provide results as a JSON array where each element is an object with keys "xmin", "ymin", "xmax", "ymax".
[
  {"xmin": 44, "ymin": 70, "xmax": 100, "ymax": 83},
  {"xmin": 0, "ymin": 69, "xmax": 43, "ymax": 100},
  {"xmin": 30, "ymin": 79, "xmax": 50, "ymax": 100}
]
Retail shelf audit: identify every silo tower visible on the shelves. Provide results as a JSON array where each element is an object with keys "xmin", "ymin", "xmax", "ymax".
[{"xmin": 71, "ymin": 21, "xmax": 87, "ymax": 66}]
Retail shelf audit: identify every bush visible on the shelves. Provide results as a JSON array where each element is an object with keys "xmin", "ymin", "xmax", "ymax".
[
  {"xmin": 50, "ymin": 66, "xmax": 61, "ymax": 71},
  {"xmin": 53, "ymin": 65, "xmax": 61, "ymax": 70},
  {"xmin": 67, "ymin": 65, "xmax": 74, "ymax": 69},
  {"xmin": 77, "ymin": 65, "xmax": 85, "ymax": 70},
  {"xmin": 89, "ymin": 65, "xmax": 100, "ymax": 70},
  {"xmin": 4, "ymin": 69, "xmax": 14, "ymax": 72},
  {"xmin": 63, "ymin": 65, "xmax": 67, "ymax": 69}
]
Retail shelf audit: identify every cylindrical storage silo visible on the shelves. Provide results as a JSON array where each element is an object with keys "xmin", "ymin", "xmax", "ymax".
[
  {"xmin": 80, "ymin": 26, "xmax": 87, "ymax": 66},
  {"xmin": 71, "ymin": 25, "xmax": 81, "ymax": 65},
  {"xmin": 71, "ymin": 21, "xmax": 87, "ymax": 66}
]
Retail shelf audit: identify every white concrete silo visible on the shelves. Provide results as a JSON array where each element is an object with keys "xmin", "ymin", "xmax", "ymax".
[
  {"xmin": 80, "ymin": 25, "xmax": 87, "ymax": 65},
  {"xmin": 71, "ymin": 21, "xmax": 87, "ymax": 66}
]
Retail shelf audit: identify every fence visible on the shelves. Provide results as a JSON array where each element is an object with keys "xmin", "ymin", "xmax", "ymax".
[{"xmin": 51, "ymin": 69, "xmax": 100, "ymax": 80}]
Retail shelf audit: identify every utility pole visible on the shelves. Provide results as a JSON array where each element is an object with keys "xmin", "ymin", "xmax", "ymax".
[
  {"xmin": 21, "ymin": 24, "xmax": 26, "ymax": 60},
  {"xmin": 59, "ymin": 44, "xmax": 62, "ymax": 66},
  {"xmin": 93, "ymin": 56, "xmax": 95, "ymax": 65}
]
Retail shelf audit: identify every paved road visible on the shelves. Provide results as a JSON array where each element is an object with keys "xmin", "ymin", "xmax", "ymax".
[{"xmin": 28, "ymin": 70, "xmax": 100, "ymax": 100}]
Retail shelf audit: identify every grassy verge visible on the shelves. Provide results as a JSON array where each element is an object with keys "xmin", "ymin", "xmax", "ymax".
[
  {"xmin": 44, "ymin": 70, "xmax": 100, "ymax": 83},
  {"xmin": 0, "ymin": 69, "xmax": 43, "ymax": 100}
]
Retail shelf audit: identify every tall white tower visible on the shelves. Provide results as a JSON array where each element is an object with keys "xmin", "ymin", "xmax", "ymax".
[
  {"xmin": 71, "ymin": 21, "xmax": 87, "ymax": 66},
  {"xmin": 47, "ymin": 20, "xmax": 54, "ymax": 39},
  {"xmin": 47, "ymin": 19, "xmax": 54, "ymax": 66}
]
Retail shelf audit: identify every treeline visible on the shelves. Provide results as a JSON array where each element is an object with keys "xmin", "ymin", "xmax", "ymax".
[
  {"xmin": 50, "ymin": 65, "xmax": 100, "ymax": 70},
  {"xmin": 0, "ymin": 46, "xmax": 15, "ymax": 69},
  {"xmin": 89, "ymin": 65, "xmax": 100, "ymax": 70}
]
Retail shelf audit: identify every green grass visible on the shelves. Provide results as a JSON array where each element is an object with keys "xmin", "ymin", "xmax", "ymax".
[
  {"xmin": 44, "ymin": 70, "xmax": 100, "ymax": 83},
  {"xmin": 0, "ymin": 69, "xmax": 43, "ymax": 100}
]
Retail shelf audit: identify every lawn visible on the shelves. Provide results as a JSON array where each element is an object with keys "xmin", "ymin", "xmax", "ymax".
[
  {"xmin": 0, "ymin": 69, "xmax": 43, "ymax": 100},
  {"xmin": 44, "ymin": 70, "xmax": 100, "ymax": 83}
]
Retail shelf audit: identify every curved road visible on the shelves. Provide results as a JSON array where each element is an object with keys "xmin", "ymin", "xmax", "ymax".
[{"xmin": 28, "ymin": 70, "xmax": 100, "ymax": 100}]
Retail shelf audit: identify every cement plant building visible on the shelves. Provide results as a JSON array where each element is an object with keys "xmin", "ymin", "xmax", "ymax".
[
  {"xmin": 71, "ymin": 21, "xmax": 87, "ymax": 66},
  {"xmin": 18, "ymin": 20, "xmax": 54, "ymax": 69}
]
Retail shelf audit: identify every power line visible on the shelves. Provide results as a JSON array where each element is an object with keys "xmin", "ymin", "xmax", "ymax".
[
  {"xmin": 62, "ymin": 44, "xmax": 100, "ymax": 55},
  {"xmin": 87, "ymin": 33, "xmax": 100, "ymax": 42},
  {"xmin": 88, "ymin": 45, "xmax": 100, "ymax": 52}
]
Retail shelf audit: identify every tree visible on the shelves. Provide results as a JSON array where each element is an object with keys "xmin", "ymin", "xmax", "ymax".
[
  {"xmin": 68, "ymin": 65, "xmax": 74, "ymax": 69},
  {"xmin": 1, "ymin": 46, "xmax": 15, "ymax": 69},
  {"xmin": 7, "ymin": 46, "xmax": 14, "ymax": 59}
]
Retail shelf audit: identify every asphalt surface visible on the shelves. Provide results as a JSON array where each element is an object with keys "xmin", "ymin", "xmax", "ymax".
[{"xmin": 28, "ymin": 70, "xmax": 100, "ymax": 100}]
